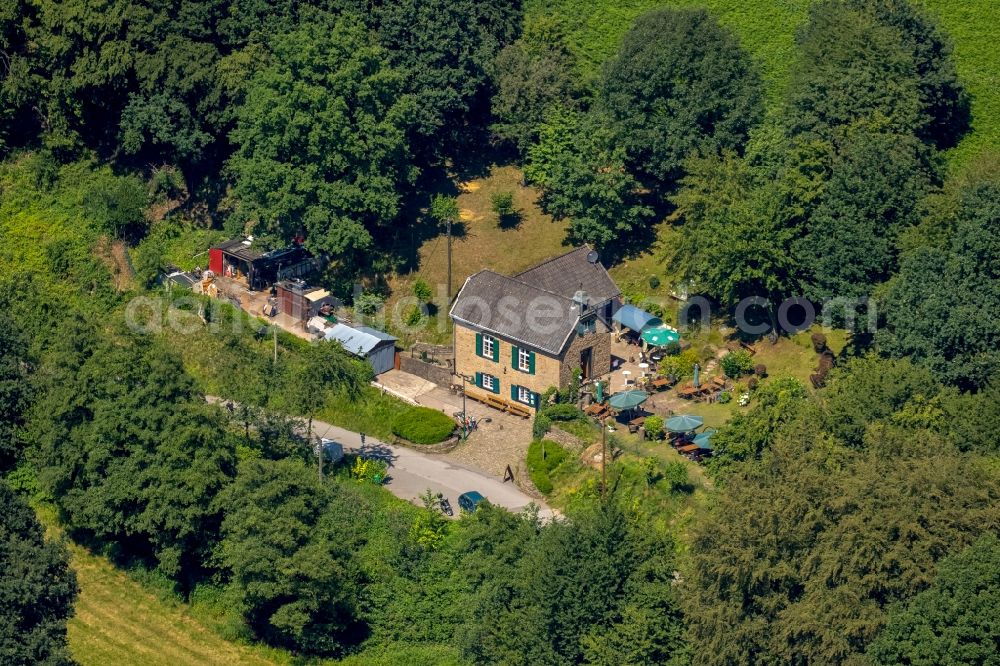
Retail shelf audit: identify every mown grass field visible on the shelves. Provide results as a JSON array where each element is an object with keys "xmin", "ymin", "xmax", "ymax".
[
  {"xmin": 29, "ymin": 506, "xmax": 291, "ymax": 666},
  {"xmin": 526, "ymin": 0, "xmax": 1000, "ymax": 171},
  {"xmin": 66, "ymin": 543, "xmax": 285, "ymax": 666}
]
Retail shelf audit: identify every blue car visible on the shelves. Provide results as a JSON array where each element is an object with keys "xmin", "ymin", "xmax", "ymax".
[{"xmin": 458, "ymin": 491, "xmax": 486, "ymax": 513}]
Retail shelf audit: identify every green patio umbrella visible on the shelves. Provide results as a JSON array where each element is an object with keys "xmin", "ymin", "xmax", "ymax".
[
  {"xmin": 594, "ymin": 380, "xmax": 605, "ymax": 404},
  {"xmin": 692, "ymin": 429, "xmax": 716, "ymax": 450},
  {"xmin": 666, "ymin": 414, "xmax": 704, "ymax": 433},
  {"xmin": 640, "ymin": 325, "xmax": 680, "ymax": 347},
  {"xmin": 608, "ymin": 390, "xmax": 649, "ymax": 411}
]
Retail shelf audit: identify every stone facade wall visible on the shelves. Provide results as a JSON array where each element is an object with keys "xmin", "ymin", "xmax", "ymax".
[
  {"xmin": 559, "ymin": 317, "xmax": 612, "ymax": 387},
  {"xmin": 453, "ymin": 324, "xmax": 561, "ymax": 397},
  {"xmin": 399, "ymin": 355, "xmax": 452, "ymax": 388},
  {"xmin": 454, "ymin": 320, "xmax": 612, "ymax": 396}
]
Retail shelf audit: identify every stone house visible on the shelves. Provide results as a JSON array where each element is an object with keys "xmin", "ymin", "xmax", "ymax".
[{"xmin": 449, "ymin": 247, "xmax": 621, "ymax": 411}]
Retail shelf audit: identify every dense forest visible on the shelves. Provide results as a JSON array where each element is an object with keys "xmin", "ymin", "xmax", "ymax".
[{"xmin": 1, "ymin": 0, "xmax": 999, "ymax": 664}]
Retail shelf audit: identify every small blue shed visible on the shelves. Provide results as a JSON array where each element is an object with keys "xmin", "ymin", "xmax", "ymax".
[{"xmin": 324, "ymin": 324, "xmax": 398, "ymax": 375}]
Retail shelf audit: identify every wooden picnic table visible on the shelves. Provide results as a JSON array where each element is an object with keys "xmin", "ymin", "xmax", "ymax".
[
  {"xmin": 678, "ymin": 444, "xmax": 700, "ymax": 454},
  {"xmin": 650, "ymin": 377, "xmax": 672, "ymax": 391},
  {"xmin": 677, "ymin": 385, "xmax": 699, "ymax": 399},
  {"xmin": 629, "ymin": 415, "xmax": 646, "ymax": 427}
]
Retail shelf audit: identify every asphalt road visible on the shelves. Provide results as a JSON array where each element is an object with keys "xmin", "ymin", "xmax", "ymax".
[
  {"xmin": 311, "ymin": 418, "xmax": 556, "ymax": 520},
  {"xmin": 209, "ymin": 397, "xmax": 554, "ymax": 520}
]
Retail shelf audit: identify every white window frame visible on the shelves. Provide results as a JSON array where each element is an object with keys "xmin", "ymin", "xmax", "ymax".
[
  {"xmin": 481, "ymin": 374, "xmax": 496, "ymax": 391},
  {"xmin": 518, "ymin": 347, "xmax": 531, "ymax": 372},
  {"xmin": 481, "ymin": 335, "xmax": 496, "ymax": 359},
  {"xmin": 517, "ymin": 386, "xmax": 533, "ymax": 404}
]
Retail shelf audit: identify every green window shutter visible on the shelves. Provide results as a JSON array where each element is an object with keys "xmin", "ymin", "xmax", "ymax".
[
  {"xmin": 511, "ymin": 345, "xmax": 518, "ymax": 369},
  {"xmin": 528, "ymin": 351, "xmax": 536, "ymax": 375},
  {"xmin": 511, "ymin": 384, "xmax": 518, "ymax": 401},
  {"xmin": 475, "ymin": 372, "xmax": 482, "ymax": 388},
  {"xmin": 492, "ymin": 339, "xmax": 500, "ymax": 362},
  {"xmin": 475, "ymin": 333, "xmax": 483, "ymax": 358},
  {"xmin": 492, "ymin": 377, "xmax": 500, "ymax": 394},
  {"xmin": 529, "ymin": 392, "xmax": 538, "ymax": 408}
]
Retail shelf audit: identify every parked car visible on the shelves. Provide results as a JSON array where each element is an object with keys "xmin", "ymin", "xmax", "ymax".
[
  {"xmin": 316, "ymin": 438, "xmax": 344, "ymax": 464},
  {"xmin": 458, "ymin": 491, "xmax": 486, "ymax": 513}
]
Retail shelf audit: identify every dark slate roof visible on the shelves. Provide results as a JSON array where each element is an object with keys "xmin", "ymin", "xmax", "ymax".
[
  {"xmin": 213, "ymin": 238, "xmax": 263, "ymax": 262},
  {"xmin": 514, "ymin": 246, "xmax": 620, "ymax": 305},
  {"xmin": 449, "ymin": 271, "xmax": 584, "ymax": 356}
]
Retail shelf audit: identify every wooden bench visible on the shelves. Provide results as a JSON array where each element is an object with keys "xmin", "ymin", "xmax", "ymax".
[
  {"xmin": 464, "ymin": 388, "xmax": 533, "ymax": 419},
  {"xmin": 507, "ymin": 402, "xmax": 532, "ymax": 419}
]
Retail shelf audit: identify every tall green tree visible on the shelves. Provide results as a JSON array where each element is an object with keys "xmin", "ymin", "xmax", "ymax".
[
  {"xmin": 671, "ymin": 151, "xmax": 802, "ymax": 318},
  {"xmin": 797, "ymin": 128, "xmax": 931, "ymax": 300},
  {"xmin": 878, "ymin": 181, "xmax": 1000, "ymax": 390},
  {"xmin": 490, "ymin": 16, "xmax": 580, "ymax": 153},
  {"xmin": 280, "ymin": 339, "xmax": 369, "ymax": 460},
  {"xmin": 0, "ymin": 482, "xmax": 79, "ymax": 666},
  {"xmin": 217, "ymin": 458, "xmax": 360, "ymax": 655},
  {"xmin": 844, "ymin": 0, "xmax": 969, "ymax": 149},
  {"xmin": 601, "ymin": 7, "xmax": 762, "ymax": 192},
  {"xmin": 525, "ymin": 108, "xmax": 652, "ymax": 253},
  {"xmin": 227, "ymin": 15, "xmax": 417, "ymax": 267},
  {"xmin": 373, "ymin": 0, "xmax": 522, "ymax": 155},
  {"xmin": 470, "ymin": 503, "xmax": 686, "ymax": 665},
  {"xmin": 784, "ymin": 0, "xmax": 925, "ymax": 144},
  {"xmin": 0, "ymin": 313, "xmax": 31, "ymax": 472},
  {"xmin": 685, "ymin": 423, "xmax": 1000, "ymax": 665},
  {"xmin": 30, "ymin": 330, "xmax": 236, "ymax": 584},
  {"xmin": 870, "ymin": 534, "xmax": 1000, "ymax": 666}
]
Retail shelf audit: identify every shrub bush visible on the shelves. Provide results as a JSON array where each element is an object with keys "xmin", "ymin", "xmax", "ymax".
[
  {"xmin": 721, "ymin": 350, "xmax": 754, "ymax": 378},
  {"xmin": 542, "ymin": 404, "xmax": 582, "ymax": 421},
  {"xmin": 663, "ymin": 461, "xmax": 693, "ymax": 493},
  {"xmin": 404, "ymin": 304, "xmax": 424, "ymax": 327},
  {"xmin": 490, "ymin": 191, "xmax": 515, "ymax": 220},
  {"xmin": 754, "ymin": 364, "xmax": 767, "ymax": 377},
  {"xmin": 532, "ymin": 413, "xmax": 552, "ymax": 440},
  {"xmin": 648, "ymin": 275, "xmax": 660, "ymax": 290},
  {"xmin": 717, "ymin": 390, "xmax": 732, "ymax": 404},
  {"xmin": 659, "ymin": 348, "xmax": 699, "ymax": 378},
  {"xmin": 643, "ymin": 415, "xmax": 664, "ymax": 439},
  {"xmin": 391, "ymin": 407, "xmax": 455, "ymax": 444},
  {"xmin": 412, "ymin": 279, "xmax": 432, "ymax": 302},
  {"xmin": 526, "ymin": 439, "xmax": 569, "ymax": 495},
  {"xmin": 355, "ymin": 291, "xmax": 383, "ymax": 317},
  {"xmin": 351, "ymin": 456, "xmax": 389, "ymax": 483}
]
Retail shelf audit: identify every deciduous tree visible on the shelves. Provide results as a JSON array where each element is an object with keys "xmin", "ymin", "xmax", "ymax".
[
  {"xmin": 878, "ymin": 182, "xmax": 1000, "ymax": 390},
  {"xmin": 0, "ymin": 482, "xmax": 78, "ymax": 666},
  {"xmin": 601, "ymin": 7, "xmax": 762, "ymax": 192},
  {"xmin": 227, "ymin": 15, "xmax": 416, "ymax": 267}
]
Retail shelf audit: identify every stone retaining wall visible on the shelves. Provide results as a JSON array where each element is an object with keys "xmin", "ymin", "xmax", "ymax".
[{"xmin": 400, "ymin": 355, "xmax": 452, "ymax": 388}]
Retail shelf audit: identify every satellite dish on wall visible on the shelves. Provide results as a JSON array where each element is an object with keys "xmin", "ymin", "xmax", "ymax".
[{"xmin": 586, "ymin": 250, "xmax": 599, "ymax": 264}]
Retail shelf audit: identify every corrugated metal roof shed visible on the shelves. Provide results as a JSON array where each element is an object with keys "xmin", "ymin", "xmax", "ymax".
[{"xmin": 324, "ymin": 324, "xmax": 396, "ymax": 355}]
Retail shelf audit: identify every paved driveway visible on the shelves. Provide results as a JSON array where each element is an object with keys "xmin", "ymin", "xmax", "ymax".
[
  {"xmin": 209, "ymin": 396, "xmax": 553, "ymax": 520},
  {"xmin": 310, "ymin": 417, "xmax": 554, "ymax": 520}
]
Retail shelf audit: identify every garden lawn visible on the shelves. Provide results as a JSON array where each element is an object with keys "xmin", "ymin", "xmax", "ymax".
[{"xmin": 385, "ymin": 165, "xmax": 569, "ymax": 345}]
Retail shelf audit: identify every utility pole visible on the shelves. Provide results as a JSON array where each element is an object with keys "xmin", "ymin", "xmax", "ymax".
[
  {"xmin": 272, "ymin": 326, "xmax": 278, "ymax": 365},
  {"xmin": 601, "ymin": 416, "xmax": 607, "ymax": 500},
  {"xmin": 446, "ymin": 216, "xmax": 452, "ymax": 301},
  {"xmin": 317, "ymin": 436, "xmax": 323, "ymax": 484}
]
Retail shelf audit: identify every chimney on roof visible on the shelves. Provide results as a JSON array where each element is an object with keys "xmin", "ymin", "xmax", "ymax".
[{"xmin": 572, "ymin": 287, "xmax": 588, "ymax": 312}]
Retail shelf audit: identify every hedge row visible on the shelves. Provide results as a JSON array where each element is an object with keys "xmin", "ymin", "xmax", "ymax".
[{"xmin": 391, "ymin": 407, "xmax": 456, "ymax": 445}]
